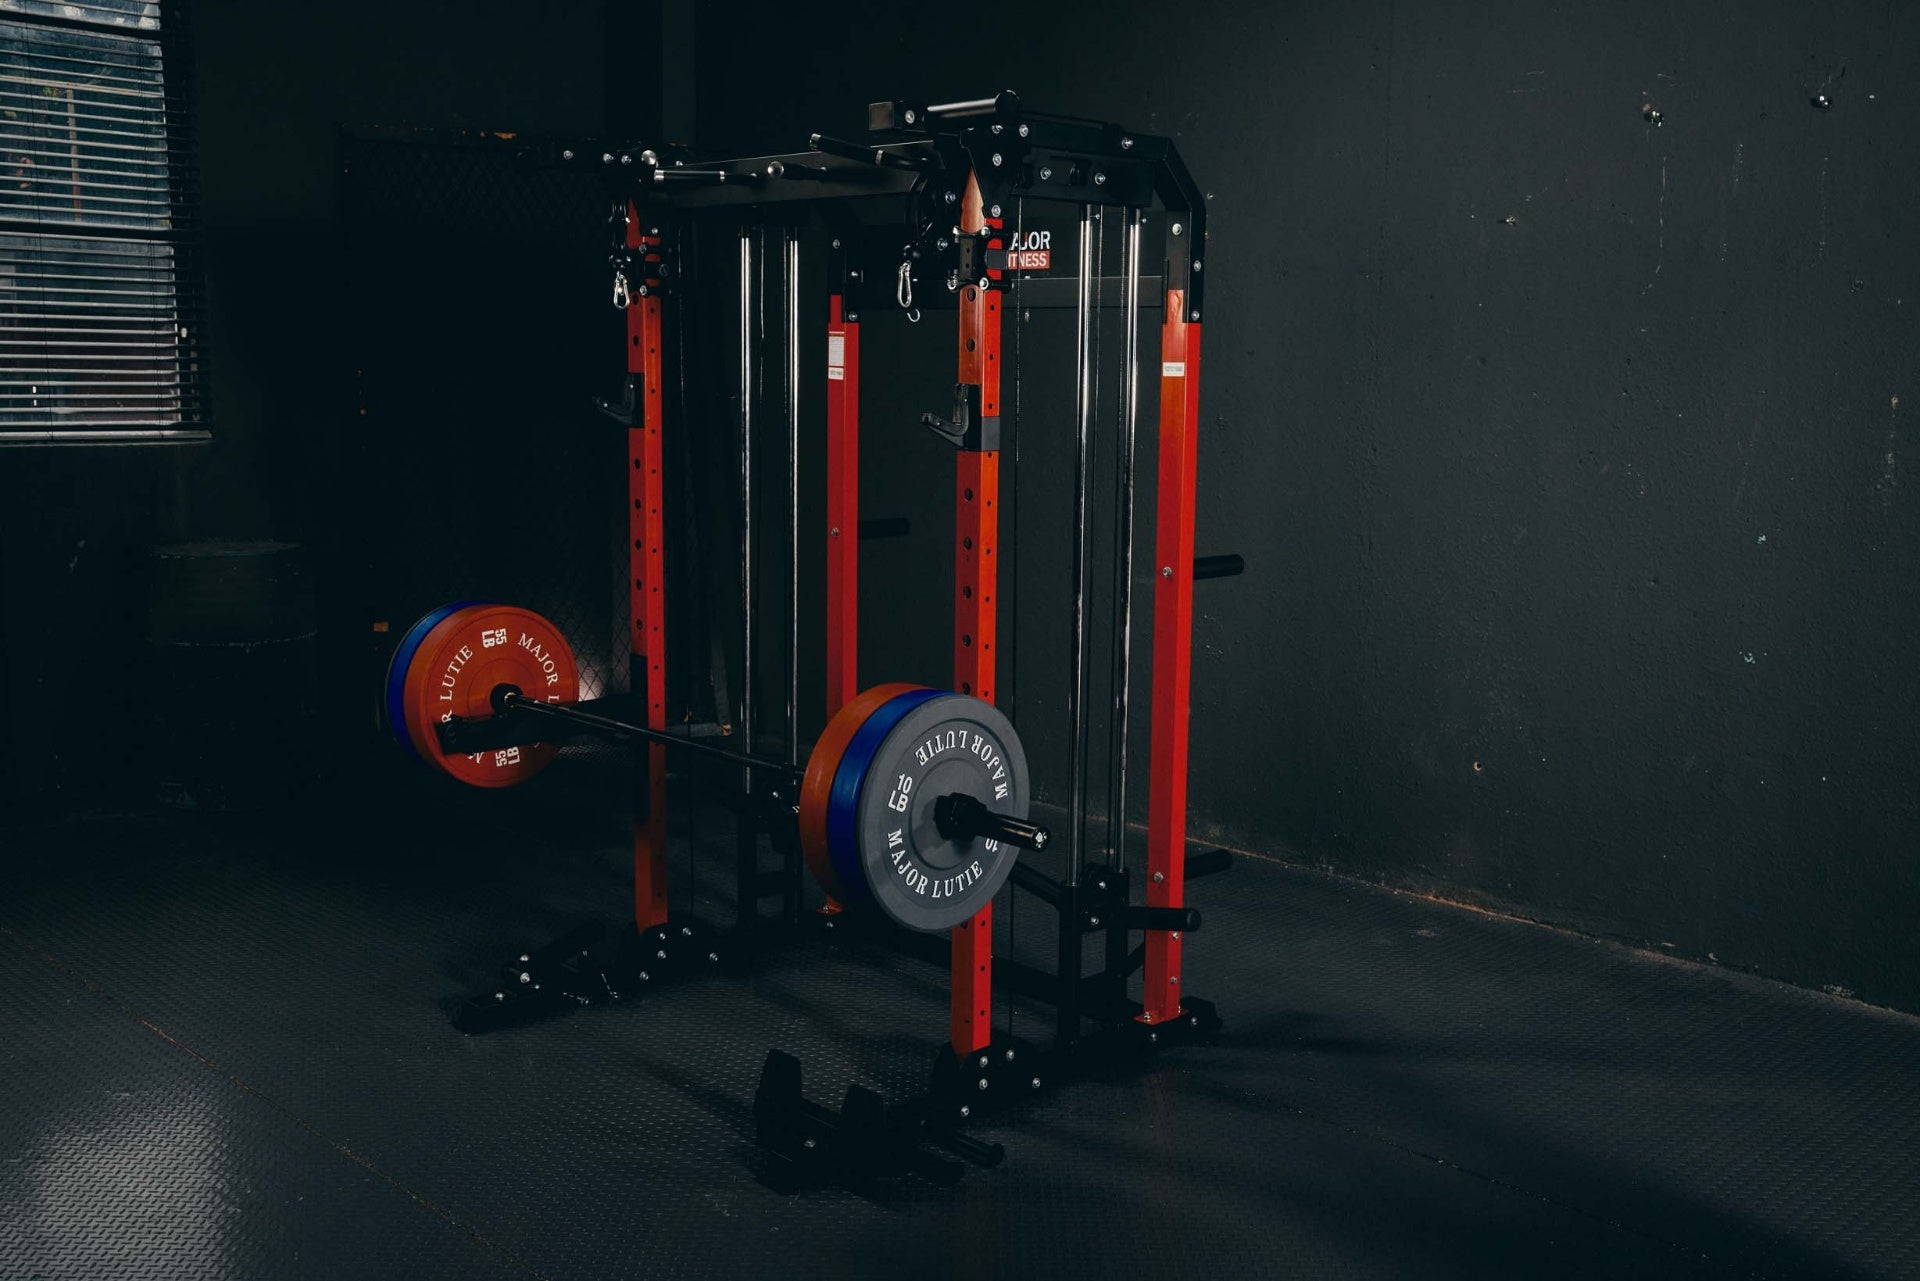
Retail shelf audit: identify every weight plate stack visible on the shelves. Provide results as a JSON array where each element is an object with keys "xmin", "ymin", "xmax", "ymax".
[
  {"xmin": 389, "ymin": 602, "xmax": 580, "ymax": 787},
  {"xmin": 385, "ymin": 601, "xmax": 479, "ymax": 763},
  {"xmin": 797, "ymin": 682, "xmax": 927, "ymax": 900},
  {"xmin": 814, "ymin": 686, "xmax": 1031, "ymax": 933}
]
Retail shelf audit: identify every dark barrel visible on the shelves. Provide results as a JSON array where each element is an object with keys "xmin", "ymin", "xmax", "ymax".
[{"xmin": 147, "ymin": 541, "xmax": 318, "ymax": 811}]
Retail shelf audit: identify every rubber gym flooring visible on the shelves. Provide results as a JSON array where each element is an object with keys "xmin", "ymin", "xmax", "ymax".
[{"xmin": 2, "ymin": 775, "xmax": 1915, "ymax": 1279}]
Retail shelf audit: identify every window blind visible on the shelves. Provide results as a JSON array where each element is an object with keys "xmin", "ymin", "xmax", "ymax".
[{"xmin": 0, "ymin": 0, "xmax": 207, "ymax": 443}]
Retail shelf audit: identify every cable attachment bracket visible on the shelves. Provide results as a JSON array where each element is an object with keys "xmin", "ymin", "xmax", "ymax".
[{"xmin": 920, "ymin": 383, "xmax": 999, "ymax": 452}]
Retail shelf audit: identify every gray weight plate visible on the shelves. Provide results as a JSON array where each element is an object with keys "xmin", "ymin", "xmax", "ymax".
[{"xmin": 854, "ymin": 693, "xmax": 1030, "ymax": 932}]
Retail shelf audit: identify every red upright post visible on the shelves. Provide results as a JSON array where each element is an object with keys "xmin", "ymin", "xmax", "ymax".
[
  {"xmin": 824, "ymin": 293, "xmax": 860, "ymax": 715},
  {"xmin": 1141, "ymin": 289, "xmax": 1201, "ymax": 1025},
  {"xmin": 628, "ymin": 208, "xmax": 670, "ymax": 931},
  {"xmin": 951, "ymin": 174, "xmax": 1003, "ymax": 1058}
]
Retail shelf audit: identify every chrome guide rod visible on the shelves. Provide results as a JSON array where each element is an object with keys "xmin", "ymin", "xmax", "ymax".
[
  {"xmin": 1107, "ymin": 209, "xmax": 1143, "ymax": 872},
  {"xmin": 738, "ymin": 228, "xmax": 755, "ymax": 790},
  {"xmin": 1067, "ymin": 204, "xmax": 1096, "ymax": 883},
  {"xmin": 785, "ymin": 229, "xmax": 802, "ymax": 766}
]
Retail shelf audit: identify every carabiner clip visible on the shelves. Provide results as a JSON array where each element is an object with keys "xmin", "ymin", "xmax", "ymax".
[{"xmin": 896, "ymin": 260, "xmax": 920, "ymax": 323}]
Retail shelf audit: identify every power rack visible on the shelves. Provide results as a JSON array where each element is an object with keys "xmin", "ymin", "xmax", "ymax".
[{"xmin": 446, "ymin": 92, "xmax": 1239, "ymax": 1187}]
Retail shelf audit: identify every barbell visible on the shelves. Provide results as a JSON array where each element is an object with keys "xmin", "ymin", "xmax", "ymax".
[{"xmin": 384, "ymin": 603, "xmax": 1047, "ymax": 932}]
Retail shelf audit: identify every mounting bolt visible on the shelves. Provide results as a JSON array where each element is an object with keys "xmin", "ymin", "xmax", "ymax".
[
  {"xmin": 802, "ymin": 1138, "xmax": 817, "ymax": 1149},
  {"xmin": 1194, "ymin": 260, "xmax": 1203, "ymax": 272},
  {"xmin": 1089, "ymin": 916, "xmax": 1101, "ymax": 928},
  {"xmin": 493, "ymin": 991, "xmax": 505, "ymax": 1001},
  {"xmin": 978, "ymin": 1055, "xmax": 990, "ymax": 1069},
  {"xmin": 831, "ymin": 238, "xmax": 842, "ymax": 249},
  {"xmin": 1030, "ymin": 1077, "xmax": 1042, "ymax": 1090},
  {"xmin": 1039, "ymin": 166, "xmax": 1053, "ymax": 181},
  {"xmin": 1171, "ymin": 222, "xmax": 1184, "ymax": 236},
  {"xmin": 1153, "ymin": 871, "xmax": 1167, "ymax": 883},
  {"xmin": 518, "ymin": 972, "xmax": 531, "ymax": 984},
  {"xmin": 601, "ymin": 152, "xmax": 614, "ymax": 165},
  {"xmin": 1005, "ymin": 1048, "xmax": 1016, "ymax": 1061},
  {"xmin": 1171, "ymin": 975, "xmax": 1180, "ymax": 985},
  {"xmin": 519, "ymin": 954, "xmax": 530, "ymax": 963},
  {"xmin": 1190, "ymin": 1015, "xmax": 1201, "ymax": 1027},
  {"xmin": 562, "ymin": 149, "xmax": 574, "ymax": 161},
  {"xmin": 830, "ymin": 526, "xmax": 841, "ymax": 537},
  {"xmin": 989, "ymin": 203, "xmax": 1002, "ymax": 218},
  {"xmin": 960, "ymin": 1105, "xmax": 971, "ymax": 1118},
  {"xmin": 638, "ymin": 970, "xmax": 651, "ymax": 981},
  {"xmin": 1150, "ymin": 1031, "xmax": 1160, "ymax": 1044},
  {"xmin": 708, "ymin": 952, "xmax": 720, "ymax": 962},
  {"xmin": 1018, "ymin": 123, "xmax": 1029, "ymax": 137},
  {"xmin": 681, "ymin": 926, "xmax": 693, "ymax": 937},
  {"xmin": 1093, "ymin": 171, "xmax": 1107, "ymax": 186},
  {"xmin": 991, "ymin": 153, "xmax": 1003, "ymax": 167},
  {"xmin": 620, "ymin": 153, "xmax": 633, "ymax": 165},
  {"xmin": 977, "ymin": 1078, "xmax": 990, "ymax": 1091},
  {"xmin": 1121, "ymin": 136, "xmax": 1134, "ymax": 149},
  {"xmin": 1191, "ymin": 310, "xmax": 1201, "ymax": 321},
  {"xmin": 1171, "ymin": 931, "xmax": 1182, "ymax": 941},
  {"xmin": 991, "ymin": 123, "xmax": 1003, "ymax": 135},
  {"xmin": 1161, "ymin": 566, "xmax": 1173, "ymax": 578},
  {"xmin": 945, "ymin": 190, "xmax": 957, "ymax": 204},
  {"xmin": 905, "ymin": 108, "xmax": 917, "ymax": 124}
]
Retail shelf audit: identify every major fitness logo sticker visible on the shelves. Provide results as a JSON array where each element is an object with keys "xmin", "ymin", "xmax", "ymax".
[{"xmin": 1003, "ymin": 229, "xmax": 1051, "ymax": 271}]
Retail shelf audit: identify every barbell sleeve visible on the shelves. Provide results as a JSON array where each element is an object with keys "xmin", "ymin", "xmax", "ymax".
[{"xmin": 933, "ymin": 791, "xmax": 1051, "ymax": 853}]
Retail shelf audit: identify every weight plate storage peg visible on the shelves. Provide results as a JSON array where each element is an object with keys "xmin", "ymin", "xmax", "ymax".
[{"xmin": 392, "ymin": 603, "xmax": 581, "ymax": 787}]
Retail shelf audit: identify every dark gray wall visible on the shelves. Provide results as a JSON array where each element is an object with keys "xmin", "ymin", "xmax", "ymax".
[
  {"xmin": 696, "ymin": 2, "xmax": 1920, "ymax": 1009},
  {"xmin": 0, "ymin": 1, "xmax": 608, "ymax": 808}
]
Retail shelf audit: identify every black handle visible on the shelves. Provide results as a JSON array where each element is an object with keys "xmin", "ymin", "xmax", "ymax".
[
  {"xmin": 934, "ymin": 792, "xmax": 1050, "ymax": 852},
  {"xmin": 1185, "ymin": 848, "xmax": 1233, "ymax": 880},
  {"xmin": 857, "ymin": 516, "xmax": 911, "ymax": 540},
  {"xmin": 1193, "ymin": 554, "xmax": 1244, "ymax": 581},
  {"xmin": 651, "ymin": 168, "xmax": 736, "ymax": 186},
  {"xmin": 809, "ymin": 133, "xmax": 927, "ymax": 171},
  {"xmin": 1120, "ymin": 905, "xmax": 1202, "ymax": 932}
]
